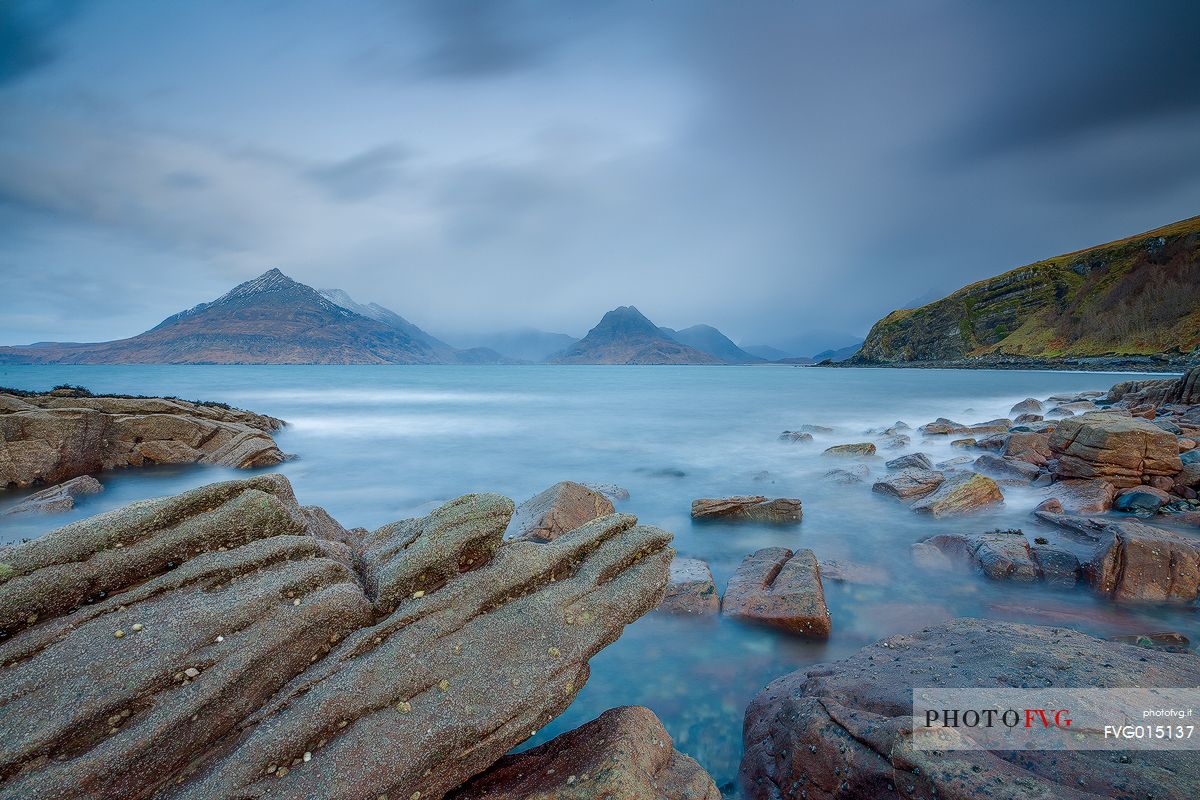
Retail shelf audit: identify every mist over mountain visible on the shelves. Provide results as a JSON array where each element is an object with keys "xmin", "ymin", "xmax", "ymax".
[{"xmin": 552, "ymin": 306, "xmax": 722, "ymax": 365}]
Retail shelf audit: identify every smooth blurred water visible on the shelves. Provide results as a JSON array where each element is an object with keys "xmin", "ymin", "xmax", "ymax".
[{"xmin": 1, "ymin": 364, "xmax": 1195, "ymax": 791}]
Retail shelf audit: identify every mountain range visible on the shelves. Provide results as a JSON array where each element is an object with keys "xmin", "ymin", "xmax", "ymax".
[
  {"xmin": 851, "ymin": 214, "xmax": 1200, "ymax": 369},
  {"xmin": 0, "ymin": 271, "xmax": 780, "ymax": 365}
]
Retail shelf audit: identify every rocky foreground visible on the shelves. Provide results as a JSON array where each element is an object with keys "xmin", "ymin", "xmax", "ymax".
[
  {"xmin": 741, "ymin": 618, "xmax": 1200, "ymax": 799},
  {"xmin": 0, "ymin": 387, "xmax": 287, "ymax": 490},
  {"xmin": 0, "ymin": 474, "xmax": 687, "ymax": 799}
]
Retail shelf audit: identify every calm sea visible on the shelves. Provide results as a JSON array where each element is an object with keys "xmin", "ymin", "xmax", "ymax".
[{"xmin": 1, "ymin": 364, "xmax": 1192, "ymax": 791}]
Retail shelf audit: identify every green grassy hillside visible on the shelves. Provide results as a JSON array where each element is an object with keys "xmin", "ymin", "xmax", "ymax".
[{"xmin": 853, "ymin": 215, "xmax": 1200, "ymax": 365}]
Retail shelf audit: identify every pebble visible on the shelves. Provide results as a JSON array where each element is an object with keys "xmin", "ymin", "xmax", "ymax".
[
  {"xmin": 293, "ymin": 599, "xmax": 301, "ymax": 606},
  {"xmin": 114, "ymin": 630, "xmax": 125, "ymax": 639},
  {"xmin": 396, "ymin": 701, "xmax": 412, "ymax": 712},
  {"xmin": 303, "ymin": 752, "xmax": 311, "ymax": 762},
  {"xmin": 132, "ymin": 623, "xmax": 144, "ymax": 632},
  {"xmin": 412, "ymin": 590, "xmax": 425, "ymax": 598},
  {"xmin": 184, "ymin": 667, "xmax": 200, "ymax": 678},
  {"xmin": 216, "ymin": 635, "xmax": 224, "ymax": 642},
  {"xmin": 437, "ymin": 679, "xmax": 449, "ymax": 692}
]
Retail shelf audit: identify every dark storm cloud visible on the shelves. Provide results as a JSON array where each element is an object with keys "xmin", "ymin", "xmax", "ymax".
[
  {"xmin": 0, "ymin": 0, "xmax": 80, "ymax": 86},
  {"xmin": 934, "ymin": 0, "xmax": 1200, "ymax": 161},
  {"xmin": 0, "ymin": 0, "xmax": 1198, "ymax": 348}
]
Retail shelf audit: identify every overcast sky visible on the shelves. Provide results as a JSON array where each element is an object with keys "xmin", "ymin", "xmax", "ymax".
[{"xmin": 1, "ymin": 0, "xmax": 1198, "ymax": 349}]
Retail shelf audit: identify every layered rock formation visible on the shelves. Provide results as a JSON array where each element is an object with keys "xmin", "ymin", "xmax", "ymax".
[
  {"xmin": 0, "ymin": 389, "xmax": 286, "ymax": 489},
  {"xmin": 908, "ymin": 472, "xmax": 1003, "ymax": 517},
  {"xmin": 741, "ymin": 618, "xmax": 1200, "ymax": 800},
  {"xmin": 451, "ymin": 706, "xmax": 721, "ymax": 800},
  {"xmin": 0, "ymin": 474, "xmax": 674, "ymax": 800},
  {"xmin": 690, "ymin": 496, "xmax": 802, "ymax": 523},
  {"xmin": 1049, "ymin": 410, "xmax": 1182, "ymax": 487}
]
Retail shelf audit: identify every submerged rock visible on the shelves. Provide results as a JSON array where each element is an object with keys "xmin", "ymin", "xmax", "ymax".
[
  {"xmin": 823, "ymin": 465, "xmax": 870, "ymax": 484},
  {"xmin": 741, "ymin": 618, "xmax": 1200, "ymax": 800},
  {"xmin": 691, "ymin": 496, "xmax": 802, "ymax": 523},
  {"xmin": 1049, "ymin": 410, "xmax": 1182, "ymax": 488},
  {"xmin": 722, "ymin": 548, "xmax": 830, "ymax": 638},
  {"xmin": 508, "ymin": 480, "xmax": 615, "ymax": 542},
  {"xmin": 660, "ymin": 556, "xmax": 719, "ymax": 615},
  {"xmin": 909, "ymin": 472, "xmax": 1003, "ymax": 517},
  {"xmin": 0, "ymin": 474, "xmax": 673, "ymax": 800},
  {"xmin": 1, "ymin": 475, "xmax": 103, "ymax": 516},
  {"xmin": 819, "ymin": 559, "xmax": 888, "ymax": 585},
  {"xmin": 451, "ymin": 706, "xmax": 720, "ymax": 800},
  {"xmin": 1009, "ymin": 397, "xmax": 1043, "ymax": 415},
  {"xmin": 919, "ymin": 529, "xmax": 1077, "ymax": 584},
  {"xmin": 778, "ymin": 430, "xmax": 814, "ymax": 443},
  {"xmin": 884, "ymin": 452, "xmax": 932, "ymax": 471},
  {"xmin": 0, "ymin": 390, "xmax": 286, "ymax": 489}
]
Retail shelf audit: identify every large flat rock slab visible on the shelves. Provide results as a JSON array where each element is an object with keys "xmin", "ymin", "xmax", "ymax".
[
  {"xmin": 660, "ymin": 556, "xmax": 719, "ymax": 615},
  {"xmin": 721, "ymin": 548, "xmax": 830, "ymax": 638},
  {"xmin": 1049, "ymin": 410, "xmax": 1182, "ymax": 488}
]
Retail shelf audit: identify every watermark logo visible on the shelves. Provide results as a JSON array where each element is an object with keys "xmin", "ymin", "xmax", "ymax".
[{"xmin": 913, "ymin": 688, "xmax": 1198, "ymax": 750}]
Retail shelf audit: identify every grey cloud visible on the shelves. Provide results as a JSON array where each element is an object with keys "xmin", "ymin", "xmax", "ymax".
[{"xmin": 305, "ymin": 145, "xmax": 408, "ymax": 202}]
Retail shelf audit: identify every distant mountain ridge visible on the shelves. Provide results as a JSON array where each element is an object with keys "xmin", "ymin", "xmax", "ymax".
[
  {"xmin": 659, "ymin": 324, "xmax": 763, "ymax": 364},
  {"xmin": 0, "ymin": 269, "xmax": 505, "ymax": 365},
  {"xmin": 851, "ymin": 215, "xmax": 1200, "ymax": 369},
  {"xmin": 551, "ymin": 306, "xmax": 722, "ymax": 365},
  {"xmin": 444, "ymin": 328, "xmax": 579, "ymax": 363}
]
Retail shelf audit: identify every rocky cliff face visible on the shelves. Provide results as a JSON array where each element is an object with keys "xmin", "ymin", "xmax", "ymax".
[
  {"xmin": 0, "ymin": 270, "xmax": 480, "ymax": 365},
  {"xmin": 0, "ymin": 474, "xmax": 675, "ymax": 799},
  {"xmin": 852, "ymin": 215, "xmax": 1200, "ymax": 368},
  {"xmin": 552, "ymin": 306, "xmax": 722, "ymax": 365}
]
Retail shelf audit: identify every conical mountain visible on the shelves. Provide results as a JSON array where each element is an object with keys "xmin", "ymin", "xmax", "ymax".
[{"xmin": 552, "ymin": 306, "xmax": 722, "ymax": 364}]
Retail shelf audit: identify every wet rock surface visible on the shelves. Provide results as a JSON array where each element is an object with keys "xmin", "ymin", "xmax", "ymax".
[
  {"xmin": 451, "ymin": 706, "xmax": 720, "ymax": 800},
  {"xmin": 660, "ymin": 556, "xmax": 719, "ymax": 615},
  {"xmin": 0, "ymin": 474, "xmax": 674, "ymax": 800},
  {"xmin": 908, "ymin": 472, "xmax": 1003, "ymax": 517},
  {"xmin": 822, "ymin": 442, "xmax": 876, "ymax": 457},
  {"xmin": 721, "ymin": 548, "xmax": 830, "ymax": 638},
  {"xmin": 0, "ymin": 390, "xmax": 287, "ymax": 489},
  {"xmin": 1049, "ymin": 410, "xmax": 1182, "ymax": 488},
  {"xmin": 1, "ymin": 475, "xmax": 103, "ymax": 516},
  {"xmin": 1043, "ymin": 478, "xmax": 1117, "ymax": 513},
  {"xmin": 741, "ymin": 618, "xmax": 1200, "ymax": 800},
  {"xmin": 690, "ymin": 496, "xmax": 802, "ymax": 524},
  {"xmin": 507, "ymin": 480, "xmax": 615, "ymax": 542}
]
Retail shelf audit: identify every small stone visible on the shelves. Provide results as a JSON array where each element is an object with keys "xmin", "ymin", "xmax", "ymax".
[
  {"xmin": 184, "ymin": 667, "xmax": 200, "ymax": 678},
  {"xmin": 131, "ymin": 623, "xmax": 144, "ymax": 632},
  {"xmin": 412, "ymin": 590, "xmax": 425, "ymax": 598},
  {"xmin": 216, "ymin": 635, "xmax": 224, "ymax": 642},
  {"xmin": 548, "ymin": 646, "xmax": 561, "ymax": 658},
  {"xmin": 437, "ymin": 679, "xmax": 449, "ymax": 691},
  {"xmin": 396, "ymin": 701, "xmax": 412, "ymax": 712},
  {"xmin": 303, "ymin": 752, "xmax": 311, "ymax": 762},
  {"xmin": 114, "ymin": 630, "xmax": 125, "ymax": 639},
  {"xmin": 292, "ymin": 599, "xmax": 301, "ymax": 606},
  {"xmin": 276, "ymin": 767, "xmax": 288, "ymax": 778}
]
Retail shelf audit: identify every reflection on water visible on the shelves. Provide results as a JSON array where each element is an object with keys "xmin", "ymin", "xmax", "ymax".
[{"xmin": 1, "ymin": 364, "xmax": 1194, "ymax": 791}]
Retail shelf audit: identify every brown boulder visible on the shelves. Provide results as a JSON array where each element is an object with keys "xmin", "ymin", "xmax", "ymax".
[
  {"xmin": 1009, "ymin": 397, "xmax": 1042, "ymax": 415},
  {"xmin": 691, "ymin": 496, "xmax": 802, "ymax": 523},
  {"xmin": 1044, "ymin": 477, "xmax": 1117, "ymax": 513},
  {"xmin": 822, "ymin": 442, "xmax": 876, "ymax": 457},
  {"xmin": 921, "ymin": 530, "xmax": 1040, "ymax": 581},
  {"xmin": 1049, "ymin": 410, "xmax": 1182, "ymax": 488},
  {"xmin": 508, "ymin": 480, "xmax": 615, "ymax": 542},
  {"xmin": 740, "ymin": 618, "xmax": 1200, "ymax": 800},
  {"xmin": 1000, "ymin": 430, "xmax": 1052, "ymax": 465},
  {"xmin": 1085, "ymin": 518, "xmax": 1200, "ymax": 602},
  {"xmin": 909, "ymin": 472, "xmax": 1003, "ymax": 517},
  {"xmin": 451, "ymin": 706, "xmax": 720, "ymax": 800},
  {"xmin": 0, "ymin": 475, "xmax": 674, "ymax": 800},
  {"xmin": 0, "ymin": 390, "xmax": 286, "ymax": 489},
  {"xmin": 722, "ymin": 548, "xmax": 830, "ymax": 638},
  {"xmin": 659, "ymin": 556, "xmax": 719, "ymax": 615},
  {"xmin": 0, "ymin": 475, "xmax": 103, "ymax": 516},
  {"xmin": 972, "ymin": 453, "xmax": 1040, "ymax": 482}
]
